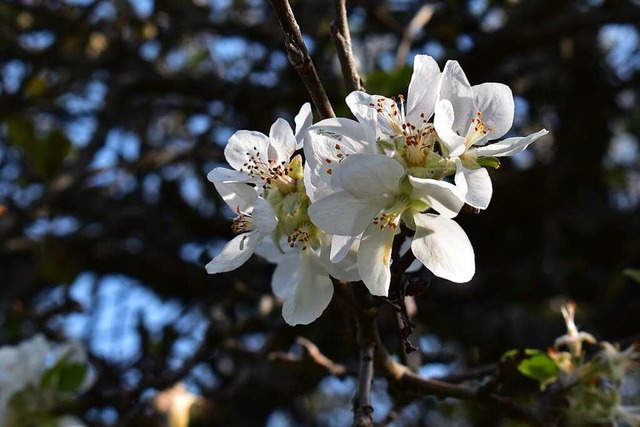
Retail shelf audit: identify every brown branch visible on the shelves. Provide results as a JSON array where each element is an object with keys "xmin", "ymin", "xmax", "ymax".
[
  {"xmin": 269, "ymin": 0, "xmax": 335, "ymax": 119},
  {"xmin": 330, "ymin": 0, "xmax": 363, "ymax": 92},
  {"xmin": 349, "ymin": 281, "xmax": 546, "ymax": 426},
  {"xmin": 353, "ymin": 342, "xmax": 375, "ymax": 427}
]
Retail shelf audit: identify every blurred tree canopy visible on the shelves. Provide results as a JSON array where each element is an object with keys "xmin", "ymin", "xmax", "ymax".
[{"xmin": 1, "ymin": 0, "xmax": 640, "ymax": 425}]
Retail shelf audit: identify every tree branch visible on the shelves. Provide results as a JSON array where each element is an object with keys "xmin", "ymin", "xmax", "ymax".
[
  {"xmin": 269, "ymin": 0, "xmax": 335, "ymax": 119},
  {"xmin": 330, "ymin": 0, "xmax": 363, "ymax": 92}
]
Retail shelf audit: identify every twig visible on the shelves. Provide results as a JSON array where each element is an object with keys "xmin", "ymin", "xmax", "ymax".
[
  {"xmin": 330, "ymin": 0, "xmax": 363, "ymax": 92},
  {"xmin": 269, "ymin": 0, "xmax": 335, "ymax": 119},
  {"xmin": 395, "ymin": 5, "xmax": 435, "ymax": 68},
  {"xmin": 350, "ymin": 282, "xmax": 378, "ymax": 427},
  {"xmin": 353, "ymin": 342, "xmax": 375, "ymax": 427}
]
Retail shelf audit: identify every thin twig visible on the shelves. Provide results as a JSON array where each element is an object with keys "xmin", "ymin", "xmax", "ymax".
[
  {"xmin": 353, "ymin": 342, "xmax": 375, "ymax": 427},
  {"xmin": 330, "ymin": 0, "xmax": 363, "ymax": 92},
  {"xmin": 395, "ymin": 4, "xmax": 435, "ymax": 68},
  {"xmin": 269, "ymin": 0, "xmax": 335, "ymax": 119}
]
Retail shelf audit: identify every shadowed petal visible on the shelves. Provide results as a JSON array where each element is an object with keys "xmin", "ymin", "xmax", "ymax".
[
  {"xmin": 409, "ymin": 175, "xmax": 465, "ymax": 218},
  {"xmin": 205, "ymin": 231, "xmax": 263, "ymax": 274},
  {"xmin": 411, "ymin": 214, "xmax": 475, "ymax": 283},
  {"xmin": 336, "ymin": 154, "xmax": 405, "ymax": 198},
  {"xmin": 472, "ymin": 83, "xmax": 514, "ymax": 141},
  {"xmin": 213, "ymin": 181, "xmax": 258, "ymax": 212},
  {"xmin": 454, "ymin": 159, "xmax": 493, "ymax": 210},
  {"xmin": 358, "ymin": 223, "xmax": 397, "ymax": 296},
  {"xmin": 269, "ymin": 118, "xmax": 296, "ymax": 163},
  {"xmin": 309, "ymin": 191, "xmax": 387, "ymax": 236},
  {"xmin": 406, "ymin": 54, "xmax": 441, "ymax": 124}
]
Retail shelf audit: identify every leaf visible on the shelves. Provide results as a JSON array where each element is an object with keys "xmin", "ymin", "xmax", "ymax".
[
  {"xmin": 57, "ymin": 363, "xmax": 87, "ymax": 393},
  {"xmin": 517, "ymin": 350, "xmax": 559, "ymax": 384},
  {"xmin": 6, "ymin": 115, "xmax": 72, "ymax": 180},
  {"xmin": 477, "ymin": 156, "xmax": 501, "ymax": 169},
  {"xmin": 364, "ymin": 67, "xmax": 413, "ymax": 97},
  {"xmin": 502, "ymin": 349, "xmax": 560, "ymax": 386},
  {"xmin": 623, "ymin": 269, "xmax": 640, "ymax": 284},
  {"xmin": 41, "ymin": 360, "xmax": 87, "ymax": 393}
]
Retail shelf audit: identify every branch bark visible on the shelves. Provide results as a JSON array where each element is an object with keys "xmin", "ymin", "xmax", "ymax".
[
  {"xmin": 269, "ymin": 0, "xmax": 335, "ymax": 119},
  {"xmin": 330, "ymin": 0, "xmax": 363, "ymax": 92}
]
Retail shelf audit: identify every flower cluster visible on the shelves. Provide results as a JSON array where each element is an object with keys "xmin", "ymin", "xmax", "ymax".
[
  {"xmin": 206, "ymin": 55, "xmax": 547, "ymax": 325},
  {"xmin": 0, "ymin": 335, "xmax": 91, "ymax": 427}
]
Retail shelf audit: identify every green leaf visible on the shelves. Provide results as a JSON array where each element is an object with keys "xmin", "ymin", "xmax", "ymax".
[
  {"xmin": 517, "ymin": 350, "xmax": 559, "ymax": 384},
  {"xmin": 57, "ymin": 363, "xmax": 87, "ymax": 393},
  {"xmin": 41, "ymin": 359, "xmax": 87, "ymax": 393},
  {"xmin": 6, "ymin": 115, "xmax": 72, "ymax": 181},
  {"xmin": 623, "ymin": 269, "xmax": 640, "ymax": 284},
  {"xmin": 477, "ymin": 156, "xmax": 501, "ymax": 169},
  {"xmin": 364, "ymin": 67, "xmax": 413, "ymax": 97}
]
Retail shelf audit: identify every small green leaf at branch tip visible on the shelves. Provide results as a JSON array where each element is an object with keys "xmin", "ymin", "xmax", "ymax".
[
  {"xmin": 623, "ymin": 269, "xmax": 640, "ymax": 284},
  {"xmin": 477, "ymin": 156, "xmax": 501, "ymax": 169},
  {"xmin": 41, "ymin": 361, "xmax": 87, "ymax": 393},
  {"xmin": 502, "ymin": 349, "xmax": 559, "ymax": 385}
]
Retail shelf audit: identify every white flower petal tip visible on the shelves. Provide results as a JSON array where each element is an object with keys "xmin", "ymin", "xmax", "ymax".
[
  {"xmin": 411, "ymin": 214, "xmax": 475, "ymax": 283},
  {"xmin": 205, "ymin": 232, "xmax": 263, "ymax": 274},
  {"xmin": 475, "ymin": 128, "xmax": 549, "ymax": 158}
]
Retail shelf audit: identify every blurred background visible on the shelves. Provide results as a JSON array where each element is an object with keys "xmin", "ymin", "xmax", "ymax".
[{"xmin": 1, "ymin": 0, "xmax": 639, "ymax": 425}]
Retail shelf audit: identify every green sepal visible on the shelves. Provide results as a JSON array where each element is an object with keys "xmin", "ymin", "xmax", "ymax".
[{"xmin": 477, "ymin": 156, "xmax": 501, "ymax": 169}]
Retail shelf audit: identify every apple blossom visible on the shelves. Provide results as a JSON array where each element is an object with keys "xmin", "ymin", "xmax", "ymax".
[
  {"xmin": 206, "ymin": 106, "xmax": 360, "ymax": 325},
  {"xmin": 434, "ymin": 60, "xmax": 548, "ymax": 209},
  {"xmin": 308, "ymin": 153, "xmax": 474, "ymax": 296}
]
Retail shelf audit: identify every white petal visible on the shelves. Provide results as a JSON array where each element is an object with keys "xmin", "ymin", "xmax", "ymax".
[
  {"xmin": 323, "ymin": 236, "xmax": 360, "ymax": 282},
  {"xmin": 272, "ymin": 252, "xmax": 298, "ymax": 299},
  {"xmin": 406, "ymin": 54, "xmax": 441, "ymax": 124},
  {"xmin": 294, "ymin": 102, "xmax": 313, "ymax": 149},
  {"xmin": 409, "ymin": 175, "xmax": 465, "ymax": 218},
  {"xmin": 437, "ymin": 60, "xmax": 474, "ymax": 133},
  {"xmin": 255, "ymin": 238, "xmax": 284, "ymax": 264},
  {"xmin": 336, "ymin": 154, "xmax": 405, "ymax": 198},
  {"xmin": 358, "ymin": 223, "xmax": 397, "ymax": 296},
  {"xmin": 475, "ymin": 129, "xmax": 549, "ymax": 157},
  {"xmin": 207, "ymin": 167, "xmax": 252, "ymax": 184},
  {"xmin": 454, "ymin": 159, "xmax": 493, "ymax": 210},
  {"xmin": 279, "ymin": 251, "xmax": 334, "ymax": 325},
  {"xmin": 330, "ymin": 234, "xmax": 358, "ymax": 263},
  {"xmin": 346, "ymin": 91, "xmax": 379, "ymax": 139},
  {"xmin": 269, "ymin": 118, "xmax": 296, "ymax": 163},
  {"xmin": 472, "ymin": 83, "xmax": 514, "ymax": 141},
  {"xmin": 213, "ymin": 181, "xmax": 258, "ymax": 212},
  {"xmin": 308, "ymin": 117, "xmax": 375, "ymax": 152},
  {"xmin": 224, "ymin": 130, "xmax": 270, "ymax": 172},
  {"xmin": 309, "ymin": 191, "xmax": 387, "ymax": 236},
  {"xmin": 252, "ymin": 197, "xmax": 278, "ymax": 233},
  {"xmin": 411, "ymin": 214, "xmax": 475, "ymax": 283},
  {"xmin": 205, "ymin": 231, "xmax": 263, "ymax": 274},
  {"xmin": 434, "ymin": 99, "xmax": 467, "ymax": 157},
  {"xmin": 303, "ymin": 119, "xmax": 374, "ymax": 200},
  {"xmin": 303, "ymin": 161, "xmax": 330, "ymax": 202}
]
